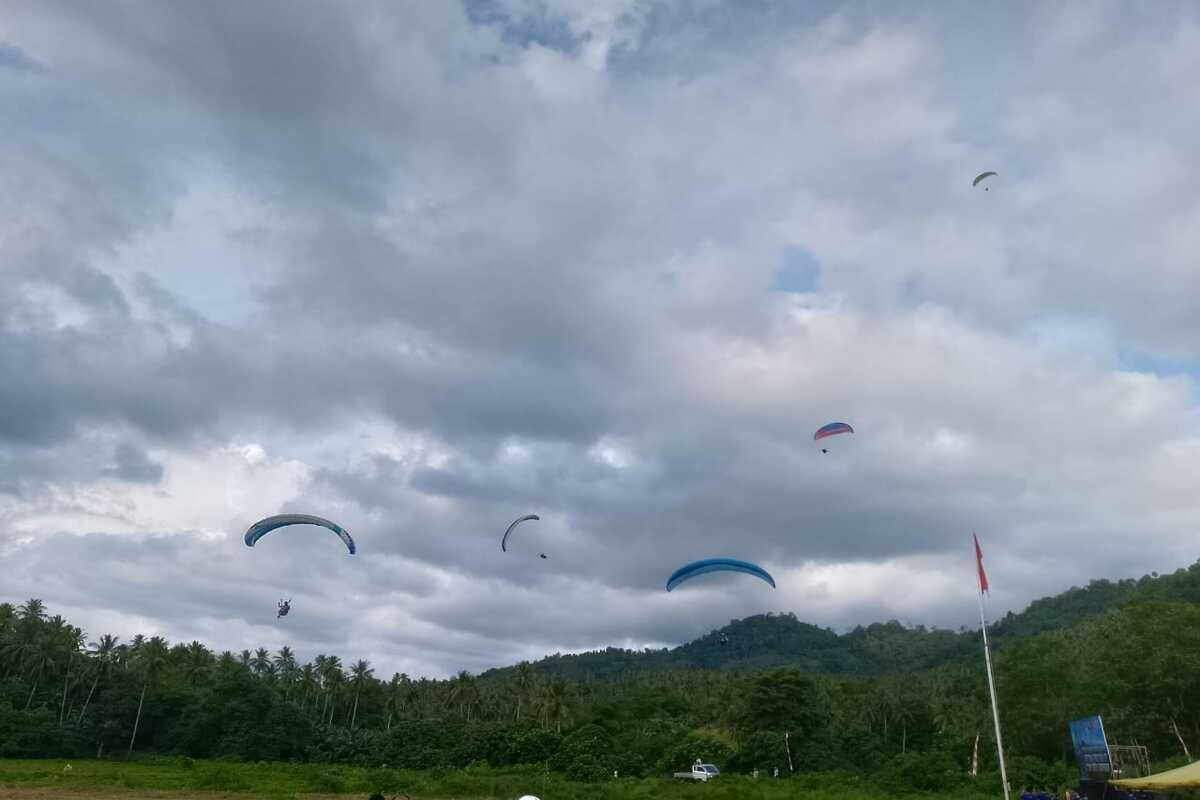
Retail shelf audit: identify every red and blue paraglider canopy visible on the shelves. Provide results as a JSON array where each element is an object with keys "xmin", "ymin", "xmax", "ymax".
[{"xmin": 813, "ymin": 422, "xmax": 854, "ymax": 441}]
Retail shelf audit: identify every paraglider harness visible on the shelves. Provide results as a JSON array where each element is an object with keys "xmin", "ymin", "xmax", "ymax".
[{"xmin": 277, "ymin": 599, "xmax": 291, "ymax": 618}]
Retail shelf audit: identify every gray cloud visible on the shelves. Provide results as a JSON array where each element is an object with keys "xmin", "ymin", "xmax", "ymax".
[
  {"xmin": 3, "ymin": 1, "xmax": 1199, "ymax": 678},
  {"xmin": 109, "ymin": 443, "xmax": 164, "ymax": 484},
  {"xmin": 0, "ymin": 42, "xmax": 45, "ymax": 73}
]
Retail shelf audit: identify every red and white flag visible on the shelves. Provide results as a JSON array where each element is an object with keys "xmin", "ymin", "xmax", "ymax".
[{"xmin": 974, "ymin": 533, "xmax": 989, "ymax": 594}]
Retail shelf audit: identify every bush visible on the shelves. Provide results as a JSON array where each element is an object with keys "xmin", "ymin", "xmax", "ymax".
[
  {"xmin": 1006, "ymin": 754, "xmax": 1071, "ymax": 792},
  {"xmin": 551, "ymin": 724, "xmax": 615, "ymax": 782},
  {"xmin": 728, "ymin": 729, "xmax": 788, "ymax": 774},
  {"xmin": 193, "ymin": 764, "xmax": 251, "ymax": 791},
  {"xmin": 305, "ymin": 770, "xmax": 347, "ymax": 793},
  {"xmin": 875, "ymin": 750, "xmax": 970, "ymax": 793},
  {"xmin": 657, "ymin": 731, "xmax": 735, "ymax": 774}
]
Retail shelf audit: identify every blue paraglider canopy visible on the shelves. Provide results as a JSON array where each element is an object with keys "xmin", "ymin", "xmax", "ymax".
[
  {"xmin": 666, "ymin": 558, "xmax": 776, "ymax": 591},
  {"xmin": 244, "ymin": 514, "xmax": 356, "ymax": 555}
]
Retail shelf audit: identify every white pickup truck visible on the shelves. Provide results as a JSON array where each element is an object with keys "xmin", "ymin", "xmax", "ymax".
[{"xmin": 674, "ymin": 763, "xmax": 721, "ymax": 781}]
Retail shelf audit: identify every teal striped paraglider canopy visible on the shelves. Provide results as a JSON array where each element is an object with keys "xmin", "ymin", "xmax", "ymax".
[
  {"xmin": 666, "ymin": 558, "xmax": 776, "ymax": 591},
  {"xmin": 244, "ymin": 514, "xmax": 356, "ymax": 555}
]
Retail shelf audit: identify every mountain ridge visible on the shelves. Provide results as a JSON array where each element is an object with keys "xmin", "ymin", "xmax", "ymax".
[{"xmin": 483, "ymin": 561, "xmax": 1200, "ymax": 681}]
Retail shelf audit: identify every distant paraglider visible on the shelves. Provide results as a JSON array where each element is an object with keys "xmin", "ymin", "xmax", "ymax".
[
  {"xmin": 277, "ymin": 599, "xmax": 291, "ymax": 618},
  {"xmin": 814, "ymin": 421, "xmax": 854, "ymax": 453},
  {"xmin": 972, "ymin": 171, "xmax": 997, "ymax": 191},
  {"xmin": 501, "ymin": 514, "xmax": 540, "ymax": 553},
  {"xmin": 666, "ymin": 558, "xmax": 776, "ymax": 591},
  {"xmin": 244, "ymin": 514, "xmax": 356, "ymax": 554}
]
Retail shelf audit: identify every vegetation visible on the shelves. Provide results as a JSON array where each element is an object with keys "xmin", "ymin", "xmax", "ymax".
[
  {"xmin": 495, "ymin": 565, "xmax": 1199, "ymax": 681},
  {"xmin": 0, "ymin": 757, "xmax": 1008, "ymax": 800},
  {"xmin": 3, "ymin": 561, "xmax": 1200, "ymax": 792}
]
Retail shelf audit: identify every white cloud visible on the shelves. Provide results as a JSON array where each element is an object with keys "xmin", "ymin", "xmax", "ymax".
[{"xmin": 3, "ymin": 2, "xmax": 1200, "ymax": 677}]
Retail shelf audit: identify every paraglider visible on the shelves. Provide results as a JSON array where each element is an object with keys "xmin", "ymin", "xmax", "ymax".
[
  {"xmin": 539, "ymin": 553, "xmax": 548, "ymax": 559},
  {"xmin": 501, "ymin": 514, "xmax": 540, "ymax": 553},
  {"xmin": 244, "ymin": 514, "xmax": 356, "ymax": 554},
  {"xmin": 277, "ymin": 599, "xmax": 291, "ymax": 618},
  {"xmin": 814, "ymin": 421, "xmax": 853, "ymax": 453},
  {"xmin": 666, "ymin": 558, "xmax": 776, "ymax": 591},
  {"xmin": 972, "ymin": 171, "xmax": 997, "ymax": 191},
  {"xmin": 719, "ymin": 633, "xmax": 729, "ymax": 646}
]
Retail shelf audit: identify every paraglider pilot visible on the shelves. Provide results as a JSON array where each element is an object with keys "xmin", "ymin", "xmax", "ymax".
[{"xmin": 277, "ymin": 599, "xmax": 291, "ymax": 618}]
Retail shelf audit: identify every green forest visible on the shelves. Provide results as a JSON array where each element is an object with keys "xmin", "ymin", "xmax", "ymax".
[{"xmin": 4, "ymin": 562, "xmax": 1200, "ymax": 791}]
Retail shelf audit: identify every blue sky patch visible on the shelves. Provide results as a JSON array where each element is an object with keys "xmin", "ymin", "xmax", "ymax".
[
  {"xmin": 0, "ymin": 42, "xmax": 46, "ymax": 74},
  {"xmin": 770, "ymin": 245, "xmax": 821, "ymax": 293},
  {"xmin": 465, "ymin": 1, "xmax": 583, "ymax": 55}
]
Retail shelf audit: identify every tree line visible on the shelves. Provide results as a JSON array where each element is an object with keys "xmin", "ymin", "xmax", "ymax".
[{"xmin": 3, "ymin": 566, "xmax": 1200, "ymax": 788}]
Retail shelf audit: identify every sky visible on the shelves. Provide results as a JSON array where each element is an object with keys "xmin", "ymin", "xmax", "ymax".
[{"xmin": 3, "ymin": 0, "xmax": 1200, "ymax": 678}]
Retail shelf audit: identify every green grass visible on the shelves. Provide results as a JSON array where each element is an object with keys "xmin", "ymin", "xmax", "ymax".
[{"xmin": 0, "ymin": 758, "xmax": 1003, "ymax": 799}]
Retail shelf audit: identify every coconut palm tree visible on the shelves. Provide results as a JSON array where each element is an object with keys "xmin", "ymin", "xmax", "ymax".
[
  {"xmin": 17, "ymin": 598, "xmax": 46, "ymax": 625},
  {"xmin": 78, "ymin": 634, "xmax": 119, "ymax": 726},
  {"xmin": 298, "ymin": 663, "xmax": 318, "ymax": 711},
  {"xmin": 349, "ymin": 659, "xmax": 373, "ymax": 730},
  {"xmin": 447, "ymin": 671, "xmax": 481, "ymax": 722},
  {"xmin": 128, "ymin": 636, "xmax": 169, "ymax": 755},
  {"xmin": 15, "ymin": 632, "xmax": 61, "ymax": 710},
  {"xmin": 55, "ymin": 619, "xmax": 86, "ymax": 725},
  {"xmin": 183, "ymin": 642, "xmax": 211, "ymax": 687},
  {"xmin": 539, "ymin": 679, "xmax": 574, "ymax": 734},
  {"xmin": 385, "ymin": 673, "xmax": 402, "ymax": 730},
  {"xmin": 315, "ymin": 655, "xmax": 344, "ymax": 725},
  {"xmin": 251, "ymin": 647, "xmax": 272, "ymax": 676},
  {"xmin": 274, "ymin": 647, "xmax": 299, "ymax": 701},
  {"xmin": 513, "ymin": 661, "xmax": 535, "ymax": 721},
  {"xmin": 323, "ymin": 662, "xmax": 345, "ymax": 726}
]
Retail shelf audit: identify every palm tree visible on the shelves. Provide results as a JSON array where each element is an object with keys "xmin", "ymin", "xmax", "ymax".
[
  {"xmin": 299, "ymin": 663, "xmax": 318, "ymax": 711},
  {"xmin": 251, "ymin": 647, "xmax": 271, "ymax": 676},
  {"xmin": 513, "ymin": 662, "xmax": 535, "ymax": 721},
  {"xmin": 78, "ymin": 634, "xmax": 119, "ymax": 727},
  {"xmin": 315, "ymin": 655, "xmax": 344, "ymax": 725},
  {"xmin": 349, "ymin": 659, "xmax": 374, "ymax": 730},
  {"xmin": 274, "ymin": 647, "xmax": 299, "ymax": 701},
  {"xmin": 312, "ymin": 655, "xmax": 330, "ymax": 719},
  {"xmin": 17, "ymin": 598, "xmax": 46, "ymax": 625},
  {"xmin": 539, "ymin": 679, "xmax": 574, "ymax": 734},
  {"xmin": 55, "ymin": 620, "xmax": 86, "ymax": 725},
  {"xmin": 324, "ymin": 663, "xmax": 345, "ymax": 726},
  {"xmin": 385, "ymin": 673, "xmax": 402, "ymax": 730},
  {"xmin": 128, "ymin": 637, "xmax": 169, "ymax": 755},
  {"xmin": 405, "ymin": 678, "xmax": 422, "ymax": 720},
  {"xmin": 0, "ymin": 602, "xmax": 15, "ymax": 632},
  {"xmin": 183, "ymin": 642, "xmax": 211, "ymax": 687},
  {"xmin": 17, "ymin": 632, "xmax": 61, "ymax": 710},
  {"xmin": 447, "ymin": 671, "xmax": 481, "ymax": 722},
  {"xmin": 0, "ymin": 603, "xmax": 16, "ymax": 680},
  {"xmin": 8, "ymin": 599, "xmax": 48, "ymax": 688}
]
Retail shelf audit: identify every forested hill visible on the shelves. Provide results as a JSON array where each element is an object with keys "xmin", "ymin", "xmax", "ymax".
[{"xmin": 487, "ymin": 560, "xmax": 1200, "ymax": 681}]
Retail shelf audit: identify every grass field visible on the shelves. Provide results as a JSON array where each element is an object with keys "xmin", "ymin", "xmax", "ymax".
[{"xmin": 0, "ymin": 758, "xmax": 1005, "ymax": 800}]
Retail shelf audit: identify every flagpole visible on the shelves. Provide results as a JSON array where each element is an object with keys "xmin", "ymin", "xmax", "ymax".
[{"xmin": 979, "ymin": 582, "xmax": 1011, "ymax": 800}]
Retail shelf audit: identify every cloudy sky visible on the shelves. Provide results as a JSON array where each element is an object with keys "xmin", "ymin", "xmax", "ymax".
[{"xmin": 3, "ymin": 0, "xmax": 1200, "ymax": 677}]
